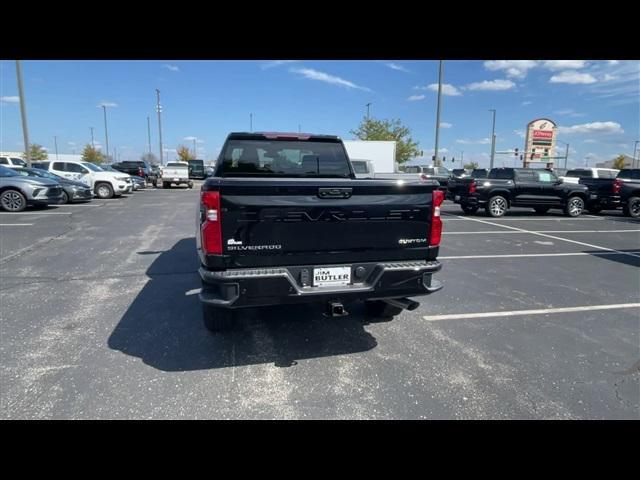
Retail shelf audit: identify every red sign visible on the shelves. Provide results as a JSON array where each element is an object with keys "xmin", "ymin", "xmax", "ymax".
[{"xmin": 533, "ymin": 130, "xmax": 553, "ymax": 139}]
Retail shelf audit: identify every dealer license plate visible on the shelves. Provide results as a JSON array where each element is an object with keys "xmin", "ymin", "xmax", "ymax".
[
  {"xmin": 313, "ymin": 266, "xmax": 351, "ymax": 287},
  {"xmin": 455, "ymin": 195, "xmax": 460, "ymax": 201}
]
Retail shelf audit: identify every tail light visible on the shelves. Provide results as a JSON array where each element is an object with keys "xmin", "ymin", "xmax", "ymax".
[
  {"xmin": 430, "ymin": 190, "xmax": 444, "ymax": 246},
  {"xmin": 201, "ymin": 191, "xmax": 222, "ymax": 254},
  {"xmin": 138, "ymin": 167, "xmax": 144, "ymax": 177},
  {"xmin": 420, "ymin": 173, "xmax": 428, "ymax": 181},
  {"xmin": 469, "ymin": 180, "xmax": 477, "ymax": 194},
  {"xmin": 613, "ymin": 179, "xmax": 621, "ymax": 195}
]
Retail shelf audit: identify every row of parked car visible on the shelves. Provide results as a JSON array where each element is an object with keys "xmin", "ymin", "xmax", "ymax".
[
  {"xmin": 445, "ymin": 167, "xmax": 640, "ymax": 218},
  {"xmin": 0, "ymin": 157, "xmax": 207, "ymax": 212}
]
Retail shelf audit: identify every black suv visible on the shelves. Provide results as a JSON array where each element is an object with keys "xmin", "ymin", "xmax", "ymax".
[{"xmin": 111, "ymin": 161, "xmax": 158, "ymax": 186}]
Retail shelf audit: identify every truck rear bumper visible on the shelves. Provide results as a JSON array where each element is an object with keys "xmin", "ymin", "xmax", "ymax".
[{"xmin": 199, "ymin": 260, "xmax": 442, "ymax": 309}]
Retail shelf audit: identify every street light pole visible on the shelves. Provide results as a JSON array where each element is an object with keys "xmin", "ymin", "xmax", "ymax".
[
  {"xmin": 564, "ymin": 142, "xmax": 569, "ymax": 169},
  {"xmin": 54, "ymin": 136, "xmax": 59, "ymax": 161},
  {"xmin": 365, "ymin": 103, "xmax": 372, "ymax": 120},
  {"xmin": 15, "ymin": 60, "xmax": 31, "ymax": 167},
  {"xmin": 102, "ymin": 105, "xmax": 110, "ymax": 160},
  {"xmin": 489, "ymin": 109, "xmax": 497, "ymax": 170},
  {"xmin": 156, "ymin": 89, "xmax": 163, "ymax": 165},
  {"xmin": 634, "ymin": 141, "xmax": 639, "ymax": 169},
  {"xmin": 90, "ymin": 127, "xmax": 95, "ymax": 149},
  {"xmin": 147, "ymin": 116, "xmax": 152, "ymax": 155},
  {"xmin": 434, "ymin": 60, "xmax": 444, "ymax": 167}
]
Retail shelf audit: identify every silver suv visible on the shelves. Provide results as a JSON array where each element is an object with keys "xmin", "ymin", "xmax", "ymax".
[{"xmin": 0, "ymin": 165, "xmax": 63, "ymax": 211}]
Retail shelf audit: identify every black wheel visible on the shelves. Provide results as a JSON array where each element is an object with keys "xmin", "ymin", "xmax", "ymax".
[
  {"xmin": 364, "ymin": 300, "xmax": 403, "ymax": 318},
  {"xmin": 0, "ymin": 189, "xmax": 27, "ymax": 212},
  {"xmin": 188, "ymin": 182, "xmax": 193, "ymax": 189},
  {"xmin": 203, "ymin": 304, "xmax": 236, "ymax": 332},
  {"xmin": 534, "ymin": 206, "xmax": 550, "ymax": 214},
  {"xmin": 623, "ymin": 196, "xmax": 640, "ymax": 218},
  {"xmin": 95, "ymin": 182, "xmax": 114, "ymax": 199},
  {"xmin": 152, "ymin": 179, "xmax": 157, "ymax": 187},
  {"xmin": 60, "ymin": 190, "xmax": 70, "ymax": 204},
  {"xmin": 162, "ymin": 182, "xmax": 170, "ymax": 189},
  {"xmin": 461, "ymin": 204, "xmax": 479, "ymax": 215},
  {"xmin": 485, "ymin": 195, "xmax": 508, "ymax": 217},
  {"xmin": 564, "ymin": 196, "xmax": 585, "ymax": 217},
  {"xmin": 587, "ymin": 206, "xmax": 602, "ymax": 214}
]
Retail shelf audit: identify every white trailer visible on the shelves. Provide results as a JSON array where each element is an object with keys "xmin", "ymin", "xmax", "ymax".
[{"xmin": 343, "ymin": 140, "xmax": 397, "ymax": 173}]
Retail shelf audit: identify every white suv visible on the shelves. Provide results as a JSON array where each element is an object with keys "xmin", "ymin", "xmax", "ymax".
[
  {"xmin": 0, "ymin": 155, "xmax": 29, "ymax": 169},
  {"xmin": 33, "ymin": 160, "xmax": 133, "ymax": 198}
]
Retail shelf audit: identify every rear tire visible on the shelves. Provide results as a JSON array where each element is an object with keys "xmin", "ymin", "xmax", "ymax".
[
  {"xmin": 203, "ymin": 304, "xmax": 236, "ymax": 332},
  {"xmin": 0, "ymin": 189, "xmax": 27, "ymax": 212},
  {"xmin": 564, "ymin": 196, "xmax": 585, "ymax": 217},
  {"xmin": 623, "ymin": 196, "xmax": 640, "ymax": 218},
  {"xmin": 364, "ymin": 300, "xmax": 403, "ymax": 318},
  {"xmin": 534, "ymin": 206, "xmax": 550, "ymax": 214},
  {"xmin": 60, "ymin": 190, "xmax": 70, "ymax": 204},
  {"xmin": 95, "ymin": 182, "xmax": 114, "ymax": 199},
  {"xmin": 162, "ymin": 182, "xmax": 170, "ymax": 189},
  {"xmin": 485, "ymin": 195, "xmax": 508, "ymax": 217},
  {"xmin": 461, "ymin": 204, "xmax": 479, "ymax": 215},
  {"xmin": 188, "ymin": 182, "xmax": 194, "ymax": 189}
]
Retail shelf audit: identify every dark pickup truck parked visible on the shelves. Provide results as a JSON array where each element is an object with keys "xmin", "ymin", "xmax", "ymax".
[
  {"xmin": 451, "ymin": 167, "xmax": 589, "ymax": 217},
  {"xmin": 111, "ymin": 161, "xmax": 158, "ymax": 186},
  {"xmin": 196, "ymin": 132, "xmax": 444, "ymax": 332},
  {"xmin": 446, "ymin": 169, "xmax": 488, "ymax": 204},
  {"xmin": 618, "ymin": 169, "xmax": 640, "ymax": 218}
]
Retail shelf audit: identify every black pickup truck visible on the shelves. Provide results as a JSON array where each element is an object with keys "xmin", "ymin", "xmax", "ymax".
[
  {"xmin": 196, "ymin": 132, "xmax": 444, "ymax": 332},
  {"xmin": 451, "ymin": 167, "xmax": 589, "ymax": 217},
  {"xmin": 563, "ymin": 169, "xmax": 640, "ymax": 217},
  {"xmin": 618, "ymin": 169, "xmax": 640, "ymax": 218}
]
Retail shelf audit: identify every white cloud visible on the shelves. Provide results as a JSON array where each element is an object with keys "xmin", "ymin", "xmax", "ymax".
[
  {"xmin": 163, "ymin": 64, "xmax": 179, "ymax": 72},
  {"xmin": 514, "ymin": 129, "xmax": 526, "ymax": 138},
  {"xmin": 261, "ymin": 60, "xmax": 296, "ymax": 70},
  {"xmin": 183, "ymin": 136, "xmax": 197, "ymax": 141},
  {"xmin": 407, "ymin": 94, "xmax": 425, "ymax": 101},
  {"xmin": 466, "ymin": 79, "xmax": 516, "ymax": 91},
  {"xmin": 1, "ymin": 95, "xmax": 20, "ymax": 104},
  {"xmin": 440, "ymin": 122, "xmax": 453, "ymax": 128},
  {"xmin": 97, "ymin": 101, "xmax": 118, "ymax": 108},
  {"xmin": 542, "ymin": 60, "xmax": 587, "ymax": 70},
  {"xmin": 608, "ymin": 60, "xmax": 619, "ymax": 65},
  {"xmin": 67, "ymin": 141, "xmax": 76, "ymax": 146},
  {"xmin": 603, "ymin": 74, "xmax": 617, "ymax": 81},
  {"xmin": 386, "ymin": 62, "xmax": 410, "ymax": 72},
  {"xmin": 484, "ymin": 60, "xmax": 537, "ymax": 79},
  {"xmin": 456, "ymin": 138, "xmax": 491, "ymax": 145},
  {"xmin": 521, "ymin": 101, "xmax": 532, "ymax": 106},
  {"xmin": 583, "ymin": 139, "xmax": 597, "ymax": 144},
  {"xmin": 290, "ymin": 67, "xmax": 371, "ymax": 92},
  {"xmin": 558, "ymin": 121, "xmax": 624, "ymax": 135},
  {"xmin": 554, "ymin": 109, "xmax": 585, "ymax": 117},
  {"xmin": 549, "ymin": 71, "xmax": 597, "ymax": 84},
  {"xmin": 426, "ymin": 83, "xmax": 461, "ymax": 96}
]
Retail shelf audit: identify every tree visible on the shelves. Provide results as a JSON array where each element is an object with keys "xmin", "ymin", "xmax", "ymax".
[
  {"xmin": 141, "ymin": 152, "xmax": 158, "ymax": 165},
  {"xmin": 612, "ymin": 155, "xmax": 627, "ymax": 170},
  {"xmin": 464, "ymin": 161, "xmax": 479, "ymax": 170},
  {"xmin": 81, "ymin": 144, "xmax": 106, "ymax": 164},
  {"xmin": 176, "ymin": 145, "xmax": 195, "ymax": 162},
  {"xmin": 22, "ymin": 143, "xmax": 48, "ymax": 161},
  {"xmin": 350, "ymin": 117, "xmax": 420, "ymax": 165}
]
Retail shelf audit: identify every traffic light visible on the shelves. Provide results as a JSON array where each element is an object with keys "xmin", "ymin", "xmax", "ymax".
[
  {"xmin": 514, "ymin": 148, "xmax": 519, "ymax": 157},
  {"xmin": 442, "ymin": 156, "xmax": 446, "ymax": 162},
  {"xmin": 451, "ymin": 157, "xmax": 455, "ymax": 163},
  {"xmin": 432, "ymin": 155, "xmax": 436, "ymax": 161}
]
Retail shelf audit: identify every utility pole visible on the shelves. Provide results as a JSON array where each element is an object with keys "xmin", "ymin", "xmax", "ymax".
[
  {"xmin": 564, "ymin": 142, "xmax": 569, "ymax": 169},
  {"xmin": 365, "ymin": 103, "xmax": 372, "ymax": 120},
  {"xmin": 434, "ymin": 60, "xmax": 444, "ymax": 167},
  {"xmin": 53, "ymin": 136, "xmax": 59, "ymax": 161},
  {"xmin": 156, "ymin": 89, "xmax": 163, "ymax": 165},
  {"xmin": 489, "ymin": 109, "xmax": 497, "ymax": 169},
  {"xmin": 147, "ymin": 116, "xmax": 152, "ymax": 154},
  {"xmin": 16, "ymin": 60, "xmax": 31, "ymax": 167},
  {"xmin": 102, "ymin": 105, "xmax": 110, "ymax": 160},
  {"xmin": 90, "ymin": 127, "xmax": 95, "ymax": 149}
]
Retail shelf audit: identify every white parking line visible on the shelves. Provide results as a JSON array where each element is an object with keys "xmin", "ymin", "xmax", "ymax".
[
  {"xmin": 423, "ymin": 303, "xmax": 640, "ymax": 321},
  {"xmin": 440, "ymin": 251, "xmax": 640, "ymax": 260},
  {"xmin": 0, "ymin": 212, "xmax": 72, "ymax": 215},
  {"xmin": 0, "ymin": 223, "xmax": 33, "ymax": 226},
  {"xmin": 451, "ymin": 214, "xmax": 640, "ymax": 259},
  {"xmin": 54, "ymin": 203, "xmax": 103, "ymax": 207},
  {"xmin": 442, "ymin": 216, "xmax": 605, "ymax": 221},
  {"xmin": 443, "ymin": 229, "xmax": 640, "ymax": 235}
]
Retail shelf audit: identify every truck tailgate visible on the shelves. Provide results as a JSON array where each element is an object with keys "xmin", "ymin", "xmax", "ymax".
[{"xmin": 204, "ymin": 178, "xmax": 440, "ymax": 268}]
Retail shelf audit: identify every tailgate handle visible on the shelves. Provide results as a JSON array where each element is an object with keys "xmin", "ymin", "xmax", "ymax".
[{"xmin": 318, "ymin": 187, "xmax": 352, "ymax": 199}]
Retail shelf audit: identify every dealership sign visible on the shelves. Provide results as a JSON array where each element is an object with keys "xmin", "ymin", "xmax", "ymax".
[{"xmin": 524, "ymin": 118, "xmax": 558, "ymax": 164}]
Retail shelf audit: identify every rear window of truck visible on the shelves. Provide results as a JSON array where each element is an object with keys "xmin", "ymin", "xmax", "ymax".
[
  {"xmin": 566, "ymin": 170, "xmax": 593, "ymax": 178},
  {"xmin": 488, "ymin": 169, "xmax": 514, "ymax": 180},
  {"xmin": 219, "ymin": 140, "xmax": 352, "ymax": 178}
]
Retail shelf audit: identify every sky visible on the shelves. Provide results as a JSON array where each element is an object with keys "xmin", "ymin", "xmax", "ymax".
[{"xmin": 1, "ymin": 60, "xmax": 638, "ymax": 168}]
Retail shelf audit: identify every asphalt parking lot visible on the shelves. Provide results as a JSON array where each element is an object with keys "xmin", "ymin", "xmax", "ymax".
[{"xmin": 1, "ymin": 185, "xmax": 638, "ymax": 419}]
